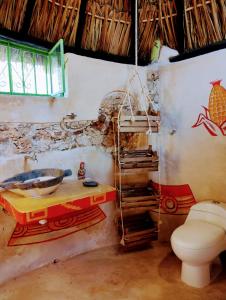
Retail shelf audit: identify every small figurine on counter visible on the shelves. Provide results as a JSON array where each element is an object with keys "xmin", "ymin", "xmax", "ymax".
[{"xmin": 77, "ymin": 162, "xmax": 86, "ymax": 180}]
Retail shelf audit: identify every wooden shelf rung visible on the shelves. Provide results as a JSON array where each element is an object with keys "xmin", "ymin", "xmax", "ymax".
[
  {"xmin": 119, "ymin": 121, "xmax": 158, "ymax": 127},
  {"xmin": 122, "ymin": 203, "xmax": 159, "ymax": 209},
  {"xmin": 124, "ymin": 234, "xmax": 155, "ymax": 242},
  {"xmin": 119, "ymin": 127, "xmax": 158, "ymax": 133},
  {"xmin": 121, "ymin": 183, "xmax": 151, "ymax": 189},
  {"xmin": 122, "ymin": 195, "xmax": 159, "ymax": 202},
  {"xmin": 125, "ymin": 228, "xmax": 155, "ymax": 237},
  {"xmin": 116, "ymin": 207, "xmax": 155, "ymax": 216},
  {"xmin": 119, "ymin": 116, "xmax": 160, "ymax": 121},
  {"xmin": 121, "ymin": 162, "xmax": 158, "ymax": 169},
  {"xmin": 121, "ymin": 167, "xmax": 158, "ymax": 173},
  {"xmin": 120, "ymin": 156, "xmax": 158, "ymax": 163},
  {"xmin": 121, "ymin": 193, "xmax": 158, "ymax": 198}
]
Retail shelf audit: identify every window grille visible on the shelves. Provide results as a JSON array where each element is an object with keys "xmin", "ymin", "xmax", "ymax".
[{"xmin": 0, "ymin": 39, "xmax": 65, "ymax": 97}]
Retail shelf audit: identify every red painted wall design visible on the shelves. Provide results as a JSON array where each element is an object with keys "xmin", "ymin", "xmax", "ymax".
[
  {"xmin": 151, "ymin": 182, "xmax": 197, "ymax": 215},
  {"xmin": 192, "ymin": 80, "xmax": 226, "ymax": 136}
]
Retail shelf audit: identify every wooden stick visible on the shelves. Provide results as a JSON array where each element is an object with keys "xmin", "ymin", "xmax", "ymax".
[{"xmin": 48, "ymin": 0, "xmax": 80, "ymax": 10}]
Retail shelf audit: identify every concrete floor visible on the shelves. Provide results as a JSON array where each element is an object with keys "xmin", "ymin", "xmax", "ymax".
[{"xmin": 0, "ymin": 242, "xmax": 226, "ymax": 300}]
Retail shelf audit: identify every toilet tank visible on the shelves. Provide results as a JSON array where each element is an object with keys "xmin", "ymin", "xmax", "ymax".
[{"xmin": 186, "ymin": 200, "xmax": 226, "ymax": 230}]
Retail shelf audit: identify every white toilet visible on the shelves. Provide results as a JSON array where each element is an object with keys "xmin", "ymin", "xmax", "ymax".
[{"xmin": 171, "ymin": 200, "xmax": 226, "ymax": 288}]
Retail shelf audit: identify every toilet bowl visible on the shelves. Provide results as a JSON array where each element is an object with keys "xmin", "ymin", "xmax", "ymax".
[{"xmin": 171, "ymin": 201, "xmax": 226, "ymax": 288}]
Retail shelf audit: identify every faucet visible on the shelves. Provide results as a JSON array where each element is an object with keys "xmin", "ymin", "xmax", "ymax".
[
  {"xmin": 24, "ymin": 152, "xmax": 38, "ymax": 162},
  {"xmin": 24, "ymin": 152, "xmax": 38, "ymax": 171}
]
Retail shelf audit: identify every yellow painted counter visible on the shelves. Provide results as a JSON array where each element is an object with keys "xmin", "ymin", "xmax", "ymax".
[{"xmin": 0, "ymin": 180, "xmax": 116, "ymax": 224}]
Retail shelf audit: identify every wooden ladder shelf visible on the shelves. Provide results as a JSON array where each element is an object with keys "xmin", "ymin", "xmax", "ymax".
[{"xmin": 114, "ymin": 114, "xmax": 160, "ymax": 250}]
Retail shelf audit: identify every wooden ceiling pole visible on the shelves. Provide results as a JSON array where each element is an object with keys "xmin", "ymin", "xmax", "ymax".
[
  {"xmin": 175, "ymin": 0, "xmax": 185, "ymax": 54},
  {"xmin": 74, "ymin": 0, "xmax": 88, "ymax": 50},
  {"xmin": 130, "ymin": 0, "xmax": 136, "ymax": 65},
  {"xmin": 20, "ymin": 0, "xmax": 37, "ymax": 38}
]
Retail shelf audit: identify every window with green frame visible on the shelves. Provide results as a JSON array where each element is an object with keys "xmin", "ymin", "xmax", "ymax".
[{"xmin": 0, "ymin": 39, "xmax": 65, "ymax": 97}]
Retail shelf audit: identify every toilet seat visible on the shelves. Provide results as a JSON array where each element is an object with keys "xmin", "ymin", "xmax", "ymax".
[{"xmin": 171, "ymin": 220, "xmax": 225, "ymax": 250}]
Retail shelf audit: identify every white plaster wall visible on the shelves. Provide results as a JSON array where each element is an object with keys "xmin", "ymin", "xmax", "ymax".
[
  {"xmin": 0, "ymin": 54, "xmax": 146, "ymax": 122},
  {"xmin": 65, "ymin": 54, "xmax": 131, "ymax": 120},
  {"xmin": 157, "ymin": 50, "xmax": 226, "ymax": 241},
  {"xmin": 159, "ymin": 50, "xmax": 226, "ymax": 203}
]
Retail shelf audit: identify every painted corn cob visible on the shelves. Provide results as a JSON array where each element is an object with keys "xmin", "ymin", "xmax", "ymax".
[{"xmin": 208, "ymin": 80, "xmax": 226, "ymax": 126}]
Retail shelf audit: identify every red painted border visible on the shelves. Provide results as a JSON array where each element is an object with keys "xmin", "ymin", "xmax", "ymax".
[{"xmin": 0, "ymin": 190, "xmax": 116, "ymax": 225}]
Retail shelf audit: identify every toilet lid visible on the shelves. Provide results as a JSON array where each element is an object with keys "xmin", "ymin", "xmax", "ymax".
[{"xmin": 171, "ymin": 220, "xmax": 225, "ymax": 250}]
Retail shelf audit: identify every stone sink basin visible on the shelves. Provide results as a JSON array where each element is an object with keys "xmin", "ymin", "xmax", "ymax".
[{"xmin": 0, "ymin": 168, "xmax": 72, "ymax": 198}]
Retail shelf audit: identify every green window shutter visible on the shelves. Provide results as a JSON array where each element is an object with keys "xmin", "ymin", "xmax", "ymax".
[
  {"xmin": 48, "ymin": 39, "xmax": 65, "ymax": 97},
  {"xmin": 0, "ymin": 39, "xmax": 65, "ymax": 97},
  {"xmin": 0, "ymin": 45, "xmax": 10, "ymax": 93}
]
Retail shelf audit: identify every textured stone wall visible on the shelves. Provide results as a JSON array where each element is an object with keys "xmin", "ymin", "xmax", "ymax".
[
  {"xmin": 0, "ymin": 68, "xmax": 159, "ymax": 157},
  {"xmin": 0, "ymin": 122, "xmax": 74, "ymax": 154},
  {"xmin": 0, "ymin": 92, "xmax": 138, "ymax": 155}
]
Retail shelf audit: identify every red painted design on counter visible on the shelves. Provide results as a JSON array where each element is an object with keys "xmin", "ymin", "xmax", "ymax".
[{"xmin": 8, "ymin": 206, "xmax": 106, "ymax": 246}]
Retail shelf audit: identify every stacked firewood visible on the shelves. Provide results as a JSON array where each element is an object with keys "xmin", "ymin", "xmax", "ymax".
[
  {"xmin": 81, "ymin": 0, "xmax": 131, "ymax": 56},
  {"xmin": 0, "ymin": 0, "xmax": 28, "ymax": 32},
  {"xmin": 29, "ymin": 0, "xmax": 81, "ymax": 46},
  {"xmin": 139, "ymin": 0, "xmax": 178, "ymax": 62},
  {"xmin": 184, "ymin": 0, "xmax": 226, "ymax": 50}
]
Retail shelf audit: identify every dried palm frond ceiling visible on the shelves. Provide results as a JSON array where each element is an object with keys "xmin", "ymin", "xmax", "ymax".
[{"xmin": 0, "ymin": 0, "xmax": 226, "ymax": 64}]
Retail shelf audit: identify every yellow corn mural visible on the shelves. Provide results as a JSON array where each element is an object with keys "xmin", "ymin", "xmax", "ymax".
[{"xmin": 208, "ymin": 80, "xmax": 226, "ymax": 126}]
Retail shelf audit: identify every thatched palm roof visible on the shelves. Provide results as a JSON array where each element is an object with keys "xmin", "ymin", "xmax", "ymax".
[{"xmin": 0, "ymin": 0, "xmax": 225, "ymax": 64}]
